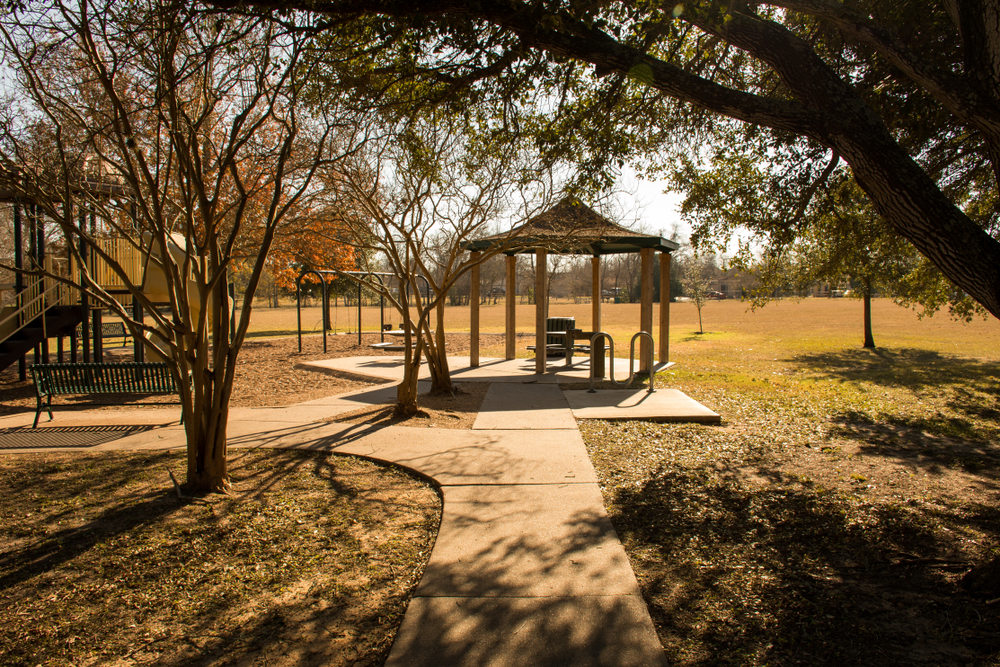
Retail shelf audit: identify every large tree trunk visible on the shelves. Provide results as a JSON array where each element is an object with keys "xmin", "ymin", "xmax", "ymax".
[
  {"xmin": 395, "ymin": 356, "xmax": 421, "ymax": 416},
  {"xmin": 182, "ymin": 357, "xmax": 234, "ymax": 493},
  {"xmin": 426, "ymin": 299, "xmax": 454, "ymax": 394},
  {"xmin": 862, "ymin": 279, "xmax": 875, "ymax": 349},
  {"xmin": 181, "ymin": 273, "xmax": 238, "ymax": 493},
  {"xmin": 185, "ymin": 406, "xmax": 231, "ymax": 493},
  {"xmin": 395, "ymin": 299, "xmax": 421, "ymax": 416}
]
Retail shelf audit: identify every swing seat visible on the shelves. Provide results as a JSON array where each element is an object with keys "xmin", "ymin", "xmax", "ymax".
[
  {"xmin": 369, "ymin": 341, "xmax": 415, "ymax": 351},
  {"xmin": 386, "ymin": 329, "xmax": 434, "ymax": 338}
]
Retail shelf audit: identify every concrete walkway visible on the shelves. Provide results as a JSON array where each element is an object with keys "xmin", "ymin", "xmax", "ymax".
[
  {"xmin": 0, "ymin": 362, "xmax": 679, "ymax": 666},
  {"xmin": 299, "ymin": 355, "xmax": 720, "ymax": 424}
]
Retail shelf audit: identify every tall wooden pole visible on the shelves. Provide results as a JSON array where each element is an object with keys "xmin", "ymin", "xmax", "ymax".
[
  {"xmin": 470, "ymin": 251, "xmax": 480, "ymax": 367},
  {"xmin": 535, "ymin": 249, "xmax": 547, "ymax": 374},
  {"xmin": 591, "ymin": 256, "xmax": 602, "ymax": 332},
  {"xmin": 505, "ymin": 255, "xmax": 516, "ymax": 360},
  {"xmin": 639, "ymin": 247, "xmax": 653, "ymax": 372},
  {"xmin": 659, "ymin": 251, "xmax": 671, "ymax": 364}
]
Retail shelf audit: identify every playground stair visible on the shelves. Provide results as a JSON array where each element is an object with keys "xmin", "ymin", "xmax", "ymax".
[{"xmin": 0, "ymin": 305, "xmax": 85, "ymax": 374}]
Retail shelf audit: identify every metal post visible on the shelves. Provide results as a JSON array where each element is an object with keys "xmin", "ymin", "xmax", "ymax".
[
  {"xmin": 13, "ymin": 201, "xmax": 25, "ymax": 380},
  {"xmin": 535, "ymin": 249, "xmax": 547, "ymax": 374},
  {"xmin": 79, "ymin": 207, "xmax": 91, "ymax": 363},
  {"xmin": 133, "ymin": 294, "xmax": 144, "ymax": 362},
  {"xmin": 321, "ymin": 277, "xmax": 328, "ymax": 353},
  {"xmin": 93, "ymin": 308, "xmax": 104, "ymax": 363},
  {"xmin": 505, "ymin": 255, "xmax": 516, "ymax": 360}
]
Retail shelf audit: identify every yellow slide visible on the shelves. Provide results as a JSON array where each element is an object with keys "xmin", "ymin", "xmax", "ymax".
[{"xmin": 139, "ymin": 233, "xmax": 230, "ymax": 362}]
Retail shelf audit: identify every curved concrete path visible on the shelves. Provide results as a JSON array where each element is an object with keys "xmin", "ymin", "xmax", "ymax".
[{"xmin": 0, "ymin": 378, "xmax": 667, "ymax": 666}]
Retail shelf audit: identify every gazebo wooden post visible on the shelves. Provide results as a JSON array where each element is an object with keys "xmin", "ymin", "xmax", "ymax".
[
  {"xmin": 591, "ymin": 254, "xmax": 606, "ymax": 379},
  {"xmin": 535, "ymin": 248, "xmax": 547, "ymax": 374},
  {"xmin": 639, "ymin": 247, "xmax": 654, "ymax": 372},
  {"xmin": 505, "ymin": 255, "xmax": 516, "ymax": 360},
  {"xmin": 470, "ymin": 250, "xmax": 480, "ymax": 367},
  {"xmin": 591, "ymin": 255, "xmax": 602, "ymax": 332},
  {"xmin": 659, "ymin": 251, "xmax": 671, "ymax": 364}
]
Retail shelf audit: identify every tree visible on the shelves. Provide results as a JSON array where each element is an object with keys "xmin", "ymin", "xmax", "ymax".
[
  {"xmin": 671, "ymin": 151, "xmax": 961, "ymax": 347},
  {"xmin": 0, "ymin": 1, "xmax": 367, "ymax": 491},
  {"xmin": 324, "ymin": 111, "xmax": 557, "ymax": 415},
  {"xmin": 681, "ymin": 253, "xmax": 714, "ymax": 335},
  {"xmin": 797, "ymin": 179, "xmax": 929, "ymax": 348},
  {"xmin": 267, "ymin": 212, "xmax": 357, "ymax": 293},
  {"xmin": 210, "ymin": 0, "xmax": 1000, "ymax": 322}
]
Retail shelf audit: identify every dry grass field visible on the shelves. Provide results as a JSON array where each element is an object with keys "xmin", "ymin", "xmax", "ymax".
[
  {"xmin": 575, "ymin": 298, "xmax": 1000, "ymax": 666},
  {"xmin": 250, "ymin": 296, "xmax": 1000, "ymax": 360}
]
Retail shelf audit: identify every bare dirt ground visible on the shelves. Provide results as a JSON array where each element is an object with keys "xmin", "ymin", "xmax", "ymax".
[
  {"xmin": 0, "ymin": 449, "xmax": 440, "ymax": 667},
  {"xmin": 0, "ymin": 333, "xmax": 499, "ymax": 425}
]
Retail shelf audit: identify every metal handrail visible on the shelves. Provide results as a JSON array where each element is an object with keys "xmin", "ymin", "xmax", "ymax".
[
  {"xmin": 588, "ymin": 331, "xmax": 656, "ymax": 394},
  {"xmin": 0, "ymin": 277, "xmax": 73, "ymax": 346}
]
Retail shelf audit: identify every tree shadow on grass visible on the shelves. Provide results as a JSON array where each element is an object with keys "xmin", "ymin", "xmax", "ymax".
[
  {"xmin": 826, "ymin": 413, "xmax": 1000, "ymax": 482},
  {"xmin": 792, "ymin": 347, "xmax": 1000, "ymax": 441},
  {"xmin": 0, "ymin": 451, "xmax": 184, "ymax": 592},
  {"xmin": 149, "ymin": 505, "xmax": 664, "ymax": 667},
  {"xmin": 0, "ymin": 446, "xmax": 442, "ymax": 667},
  {"xmin": 609, "ymin": 465, "xmax": 1000, "ymax": 666},
  {"xmin": 790, "ymin": 347, "xmax": 1000, "ymax": 393}
]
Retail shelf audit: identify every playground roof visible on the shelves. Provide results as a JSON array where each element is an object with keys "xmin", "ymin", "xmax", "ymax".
[{"xmin": 465, "ymin": 198, "xmax": 680, "ymax": 256}]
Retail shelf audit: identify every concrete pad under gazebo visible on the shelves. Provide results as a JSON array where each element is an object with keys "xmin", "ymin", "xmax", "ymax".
[{"xmin": 464, "ymin": 198, "xmax": 680, "ymax": 375}]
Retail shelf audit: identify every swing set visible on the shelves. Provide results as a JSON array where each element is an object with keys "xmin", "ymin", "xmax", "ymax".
[{"xmin": 294, "ymin": 270, "xmax": 430, "ymax": 353}]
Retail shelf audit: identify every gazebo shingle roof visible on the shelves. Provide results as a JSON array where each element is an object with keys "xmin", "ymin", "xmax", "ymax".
[{"xmin": 465, "ymin": 198, "xmax": 679, "ymax": 255}]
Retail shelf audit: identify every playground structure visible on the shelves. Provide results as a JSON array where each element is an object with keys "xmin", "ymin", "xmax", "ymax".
[
  {"xmin": 0, "ymin": 188, "xmax": 224, "ymax": 380},
  {"xmin": 295, "ymin": 270, "xmax": 430, "ymax": 352}
]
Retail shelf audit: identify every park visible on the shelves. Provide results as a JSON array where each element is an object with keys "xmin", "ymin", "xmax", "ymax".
[
  {"xmin": 2, "ymin": 0, "xmax": 1000, "ymax": 666},
  {"xmin": 2, "ymin": 297, "xmax": 999, "ymax": 665}
]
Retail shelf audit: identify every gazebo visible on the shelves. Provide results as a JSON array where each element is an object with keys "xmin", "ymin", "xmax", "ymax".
[{"xmin": 465, "ymin": 198, "xmax": 680, "ymax": 374}]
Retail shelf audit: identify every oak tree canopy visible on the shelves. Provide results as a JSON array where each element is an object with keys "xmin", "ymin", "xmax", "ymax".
[{"xmin": 211, "ymin": 0, "xmax": 1000, "ymax": 319}]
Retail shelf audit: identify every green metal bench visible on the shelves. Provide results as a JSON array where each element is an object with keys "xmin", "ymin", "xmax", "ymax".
[{"xmin": 30, "ymin": 362, "xmax": 180, "ymax": 428}]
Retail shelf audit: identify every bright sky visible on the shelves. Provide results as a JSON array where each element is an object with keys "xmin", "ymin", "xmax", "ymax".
[{"xmin": 610, "ymin": 169, "xmax": 690, "ymax": 244}]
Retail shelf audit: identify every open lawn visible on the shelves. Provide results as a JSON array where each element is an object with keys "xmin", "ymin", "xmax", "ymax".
[{"xmin": 250, "ymin": 296, "xmax": 1000, "ymax": 359}]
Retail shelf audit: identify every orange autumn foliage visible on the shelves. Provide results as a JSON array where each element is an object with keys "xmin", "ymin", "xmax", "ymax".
[{"xmin": 268, "ymin": 213, "xmax": 356, "ymax": 291}]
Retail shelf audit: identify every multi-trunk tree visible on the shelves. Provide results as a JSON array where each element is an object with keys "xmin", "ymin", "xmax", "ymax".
[
  {"xmin": 324, "ymin": 111, "xmax": 558, "ymax": 415},
  {"xmin": 0, "ymin": 0, "xmax": 367, "ymax": 491}
]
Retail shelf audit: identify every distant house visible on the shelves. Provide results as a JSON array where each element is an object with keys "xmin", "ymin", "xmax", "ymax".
[
  {"xmin": 707, "ymin": 267, "xmax": 756, "ymax": 299},
  {"xmin": 810, "ymin": 281, "xmax": 851, "ymax": 298}
]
